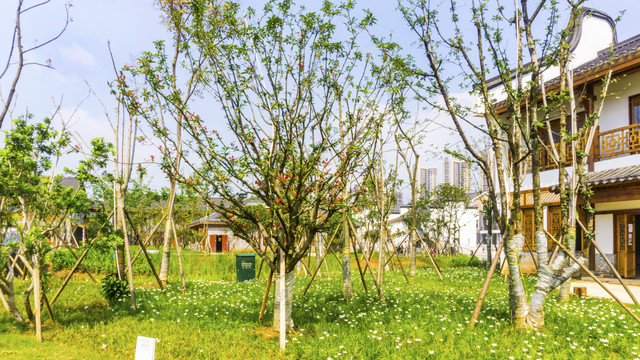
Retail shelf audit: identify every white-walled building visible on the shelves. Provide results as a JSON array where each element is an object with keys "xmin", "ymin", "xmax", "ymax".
[{"xmin": 489, "ymin": 8, "xmax": 640, "ymax": 278}]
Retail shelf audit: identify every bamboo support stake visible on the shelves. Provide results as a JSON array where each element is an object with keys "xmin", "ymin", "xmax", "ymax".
[
  {"xmin": 299, "ymin": 259, "xmax": 311, "ymax": 276},
  {"xmin": 301, "ymin": 227, "xmax": 340, "ymax": 298},
  {"xmin": 50, "ymin": 237, "xmax": 98, "ymax": 304},
  {"xmin": 544, "ymin": 229, "xmax": 640, "ymax": 325},
  {"xmin": 124, "ymin": 211, "xmax": 164, "ymax": 292},
  {"xmin": 469, "ymin": 239, "xmax": 505, "ymax": 328},
  {"xmin": 259, "ymin": 269, "xmax": 273, "ymax": 322},
  {"xmin": 9, "ymin": 255, "xmax": 24, "ymax": 277},
  {"xmin": 42, "ymin": 293, "xmax": 54, "ymax": 321},
  {"xmin": 131, "ymin": 212, "xmax": 168, "ymax": 264},
  {"xmin": 137, "ymin": 228, "xmax": 165, "ymax": 292},
  {"xmin": 348, "ymin": 219, "xmax": 368, "ymax": 293},
  {"xmin": 351, "ymin": 237, "xmax": 369, "ymax": 292},
  {"xmin": 67, "ymin": 247, "xmax": 98, "ymax": 284},
  {"xmin": 383, "ymin": 237, "xmax": 410, "ymax": 284},
  {"xmin": 467, "ymin": 240, "xmax": 485, "ymax": 266},
  {"xmin": 0, "ymin": 288, "xmax": 9, "ymax": 312},
  {"xmin": 576, "ymin": 219, "xmax": 639, "ymax": 306},
  {"xmin": 322, "ymin": 253, "xmax": 331, "ymax": 279},
  {"xmin": 329, "ymin": 247, "xmax": 341, "ymax": 264},
  {"xmin": 351, "ymin": 227, "xmax": 385, "ymax": 302},
  {"xmin": 418, "ymin": 235, "xmax": 443, "ymax": 280},
  {"xmin": 257, "ymin": 258, "xmax": 264, "ymax": 279}
]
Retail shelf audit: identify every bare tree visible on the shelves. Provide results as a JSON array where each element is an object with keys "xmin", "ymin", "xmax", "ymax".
[
  {"xmin": 0, "ymin": 0, "xmax": 70, "ymax": 129},
  {"xmin": 399, "ymin": 0, "xmax": 612, "ymax": 328}
]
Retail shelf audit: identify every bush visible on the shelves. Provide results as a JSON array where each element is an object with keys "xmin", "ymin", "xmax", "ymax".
[
  {"xmin": 48, "ymin": 246, "xmax": 158, "ymax": 275},
  {"xmin": 101, "ymin": 273, "xmax": 129, "ymax": 304}
]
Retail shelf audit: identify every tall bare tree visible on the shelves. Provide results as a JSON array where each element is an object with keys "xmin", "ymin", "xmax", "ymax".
[
  {"xmin": 0, "ymin": 0, "xmax": 70, "ymax": 129},
  {"xmin": 400, "ymin": 0, "xmax": 610, "ymax": 328}
]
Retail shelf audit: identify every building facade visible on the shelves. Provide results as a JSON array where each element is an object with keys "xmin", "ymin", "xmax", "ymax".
[
  {"xmin": 489, "ymin": 8, "xmax": 640, "ymax": 278},
  {"xmin": 418, "ymin": 165, "xmax": 438, "ymax": 197},
  {"xmin": 443, "ymin": 157, "xmax": 472, "ymax": 194}
]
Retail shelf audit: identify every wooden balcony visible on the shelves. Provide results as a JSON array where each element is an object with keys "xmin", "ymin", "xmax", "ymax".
[
  {"xmin": 526, "ymin": 123, "xmax": 640, "ymax": 173},
  {"xmin": 598, "ymin": 123, "xmax": 640, "ymax": 160}
]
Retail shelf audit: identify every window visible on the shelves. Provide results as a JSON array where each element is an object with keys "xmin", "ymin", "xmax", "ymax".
[{"xmin": 629, "ymin": 94, "xmax": 640, "ymax": 125}]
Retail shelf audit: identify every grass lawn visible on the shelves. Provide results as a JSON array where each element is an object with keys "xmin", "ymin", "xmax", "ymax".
[{"xmin": 1, "ymin": 253, "xmax": 640, "ymax": 359}]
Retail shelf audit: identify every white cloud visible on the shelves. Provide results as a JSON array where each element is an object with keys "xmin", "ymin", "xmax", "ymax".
[{"xmin": 58, "ymin": 42, "xmax": 98, "ymax": 68}]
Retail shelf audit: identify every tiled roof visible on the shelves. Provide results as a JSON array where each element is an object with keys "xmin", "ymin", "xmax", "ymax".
[
  {"xmin": 489, "ymin": 9, "xmax": 640, "ymax": 110},
  {"xmin": 60, "ymin": 176, "xmax": 80, "ymax": 190},
  {"xmin": 544, "ymin": 33, "xmax": 640, "ymax": 88},
  {"xmin": 186, "ymin": 212, "xmax": 227, "ymax": 228},
  {"xmin": 586, "ymin": 164, "xmax": 640, "ymax": 186}
]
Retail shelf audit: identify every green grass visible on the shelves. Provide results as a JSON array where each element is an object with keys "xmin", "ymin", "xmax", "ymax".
[{"xmin": 1, "ymin": 255, "xmax": 639, "ymax": 359}]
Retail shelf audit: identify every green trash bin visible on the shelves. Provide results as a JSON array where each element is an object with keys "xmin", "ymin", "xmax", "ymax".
[{"xmin": 236, "ymin": 254, "xmax": 256, "ymax": 282}]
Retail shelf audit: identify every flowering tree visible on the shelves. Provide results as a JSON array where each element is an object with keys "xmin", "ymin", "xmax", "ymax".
[
  {"xmin": 123, "ymin": 0, "xmax": 397, "ymax": 333},
  {"xmin": 0, "ymin": 116, "xmax": 90, "ymax": 340}
]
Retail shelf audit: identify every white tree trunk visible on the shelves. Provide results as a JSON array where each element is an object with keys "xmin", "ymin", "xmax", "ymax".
[
  {"xmin": 159, "ymin": 221, "xmax": 172, "ymax": 282},
  {"xmin": 342, "ymin": 217, "xmax": 353, "ymax": 298},
  {"xmin": 274, "ymin": 271, "xmax": 295, "ymax": 332}
]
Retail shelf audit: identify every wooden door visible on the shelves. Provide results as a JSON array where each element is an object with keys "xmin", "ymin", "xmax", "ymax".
[
  {"xmin": 208, "ymin": 235, "xmax": 215, "ymax": 253},
  {"xmin": 615, "ymin": 214, "xmax": 636, "ymax": 278},
  {"xmin": 547, "ymin": 206, "xmax": 562, "ymax": 251},
  {"xmin": 222, "ymin": 235, "xmax": 228, "ymax": 252},
  {"xmin": 521, "ymin": 208, "xmax": 535, "ymax": 251}
]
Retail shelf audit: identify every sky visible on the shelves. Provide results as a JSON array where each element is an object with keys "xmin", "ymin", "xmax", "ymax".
[{"xmin": 1, "ymin": 0, "xmax": 639, "ymax": 195}]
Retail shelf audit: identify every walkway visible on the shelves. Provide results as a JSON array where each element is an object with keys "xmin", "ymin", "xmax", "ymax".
[{"xmin": 570, "ymin": 277, "xmax": 640, "ymax": 305}]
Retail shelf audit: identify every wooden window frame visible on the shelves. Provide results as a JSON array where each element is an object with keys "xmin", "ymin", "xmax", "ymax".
[{"xmin": 629, "ymin": 93, "xmax": 640, "ymax": 125}]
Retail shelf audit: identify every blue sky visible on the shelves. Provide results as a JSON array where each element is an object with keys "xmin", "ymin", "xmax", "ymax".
[{"xmin": 1, "ymin": 0, "xmax": 639, "ymax": 191}]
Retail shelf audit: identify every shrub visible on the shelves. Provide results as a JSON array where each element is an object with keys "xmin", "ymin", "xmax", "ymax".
[{"xmin": 101, "ymin": 273, "xmax": 129, "ymax": 304}]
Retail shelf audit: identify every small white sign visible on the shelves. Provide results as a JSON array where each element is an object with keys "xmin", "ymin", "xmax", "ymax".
[{"xmin": 135, "ymin": 336, "xmax": 156, "ymax": 360}]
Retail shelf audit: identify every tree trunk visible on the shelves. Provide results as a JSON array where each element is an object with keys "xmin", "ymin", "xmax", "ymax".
[
  {"xmin": 273, "ymin": 271, "xmax": 295, "ymax": 331},
  {"xmin": 505, "ymin": 233, "xmax": 529, "ymax": 327},
  {"xmin": 159, "ymin": 221, "xmax": 172, "ymax": 283},
  {"xmin": 1, "ymin": 284, "xmax": 25, "ymax": 324},
  {"xmin": 377, "ymin": 226, "xmax": 386, "ymax": 285},
  {"xmin": 115, "ymin": 186, "xmax": 136, "ymax": 310},
  {"xmin": 342, "ymin": 216, "xmax": 353, "ymax": 298},
  {"xmin": 315, "ymin": 234, "xmax": 322, "ymax": 278},
  {"xmin": 1, "ymin": 257, "xmax": 25, "ymax": 325}
]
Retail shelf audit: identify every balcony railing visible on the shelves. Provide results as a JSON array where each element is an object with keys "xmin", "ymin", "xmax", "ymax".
[
  {"xmin": 525, "ymin": 123, "xmax": 640, "ymax": 172},
  {"xmin": 598, "ymin": 123, "xmax": 640, "ymax": 160}
]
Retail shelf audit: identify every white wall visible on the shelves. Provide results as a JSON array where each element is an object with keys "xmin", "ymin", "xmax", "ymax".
[
  {"xmin": 488, "ymin": 13, "xmax": 615, "ymax": 104},
  {"xmin": 595, "ymin": 214, "xmax": 614, "ymax": 254},
  {"xmin": 594, "ymin": 70, "xmax": 640, "ymax": 132}
]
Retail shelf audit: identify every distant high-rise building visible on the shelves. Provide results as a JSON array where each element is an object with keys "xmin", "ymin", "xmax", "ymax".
[
  {"xmin": 417, "ymin": 165, "xmax": 437, "ymax": 198},
  {"xmin": 479, "ymin": 170, "xmax": 489, "ymax": 193},
  {"xmin": 443, "ymin": 157, "xmax": 472, "ymax": 193}
]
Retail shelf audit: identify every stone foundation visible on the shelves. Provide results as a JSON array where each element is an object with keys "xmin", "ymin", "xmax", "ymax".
[{"xmin": 593, "ymin": 253, "xmax": 616, "ymax": 277}]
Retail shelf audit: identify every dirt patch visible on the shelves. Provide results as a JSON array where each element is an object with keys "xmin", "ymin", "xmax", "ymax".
[{"xmin": 253, "ymin": 326, "xmax": 280, "ymax": 339}]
